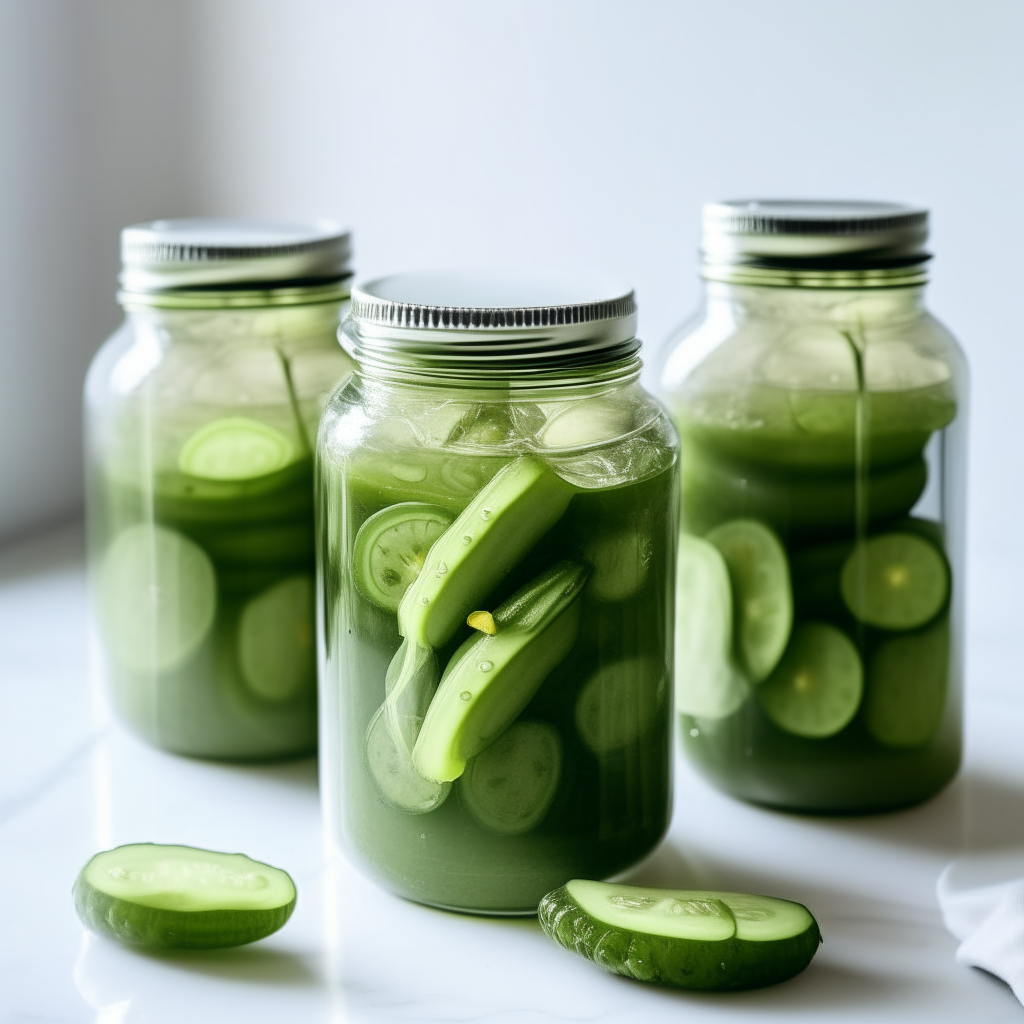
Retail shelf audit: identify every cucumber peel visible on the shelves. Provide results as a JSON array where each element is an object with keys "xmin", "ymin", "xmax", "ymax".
[
  {"xmin": 539, "ymin": 880, "xmax": 820, "ymax": 991},
  {"xmin": 73, "ymin": 844, "xmax": 296, "ymax": 949}
]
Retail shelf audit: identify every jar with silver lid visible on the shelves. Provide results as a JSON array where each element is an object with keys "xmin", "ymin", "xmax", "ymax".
[
  {"xmin": 318, "ymin": 272, "xmax": 678, "ymax": 913},
  {"xmin": 85, "ymin": 218, "xmax": 353, "ymax": 759},
  {"xmin": 661, "ymin": 201, "xmax": 967, "ymax": 813}
]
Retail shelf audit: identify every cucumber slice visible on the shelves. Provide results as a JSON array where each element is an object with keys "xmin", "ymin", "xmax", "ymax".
[
  {"xmin": 237, "ymin": 574, "xmax": 315, "ymax": 702},
  {"xmin": 365, "ymin": 704, "xmax": 450, "ymax": 814},
  {"xmin": 758, "ymin": 622, "xmax": 863, "ymax": 739},
  {"xmin": 73, "ymin": 844, "xmax": 295, "ymax": 949},
  {"xmin": 675, "ymin": 534, "xmax": 749, "ymax": 719},
  {"xmin": 460, "ymin": 720, "xmax": 561, "ymax": 835},
  {"xmin": 840, "ymin": 532, "xmax": 949, "ymax": 631},
  {"xmin": 353, "ymin": 503, "xmax": 455, "ymax": 612},
  {"xmin": 398, "ymin": 456, "xmax": 575, "ymax": 649},
  {"xmin": 413, "ymin": 562, "xmax": 587, "ymax": 782},
  {"xmin": 575, "ymin": 657, "xmax": 666, "ymax": 755},
  {"xmin": 865, "ymin": 617, "xmax": 949, "ymax": 748},
  {"xmin": 97, "ymin": 524, "xmax": 216, "ymax": 673},
  {"xmin": 706, "ymin": 519, "xmax": 792, "ymax": 682},
  {"xmin": 585, "ymin": 529, "xmax": 651, "ymax": 602},
  {"xmin": 537, "ymin": 397, "xmax": 635, "ymax": 449},
  {"xmin": 179, "ymin": 417, "xmax": 298, "ymax": 481},
  {"xmin": 538, "ymin": 880, "xmax": 820, "ymax": 991}
]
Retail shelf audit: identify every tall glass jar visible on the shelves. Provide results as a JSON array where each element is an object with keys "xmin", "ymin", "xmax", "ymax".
[
  {"xmin": 318, "ymin": 273, "xmax": 679, "ymax": 913},
  {"xmin": 660, "ymin": 201, "xmax": 967, "ymax": 814},
  {"xmin": 86, "ymin": 219, "xmax": 353, "ymax": 760}
]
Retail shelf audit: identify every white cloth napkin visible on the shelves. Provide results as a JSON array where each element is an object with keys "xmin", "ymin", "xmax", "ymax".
[{"xmin": 937, "ymin": 856, "xmax": 1024, "ymax": 1003}]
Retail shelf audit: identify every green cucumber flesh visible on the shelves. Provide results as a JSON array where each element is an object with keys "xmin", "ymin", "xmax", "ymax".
[
  {"xmin": 365, "ymin": 704, "xmax": 451, "ymax": 814},
  {"xmin": 353, "ymin": 503, "xmax": 455, "ymax": 612},
  {"xmin": 413, "ymin": 562, "xmax": 587, "ymax": 782},
  {"xmin": 179, "ymin": 417, "xmax": 298, "ymax": 481},
  {"xmin": 865, "ymin": 617, "xmax": 949, "ymax": 748},
  {"xmin": 98, "ymin": 524, "xmax": 216, "ymax": 673},
  {"xmin": 460, "ymin": 720, "xmax": 561, "ymax": 834},
  {"xmin": 584, "ymin": 529, "xmax": 651, "ymax": 602},
  {"xmin": 74, "ymin": 844, "xmax": 295, "ymax": 949},
  {"xmin": 841, "ymin": 531, "xmax": 949, "ymax": 631},
  {"xmin": 538, "ymin": 880, "xmax": 820, "ymax": 991},
  {"xmin": 758, "ymin": 622, "xmax": 863, "ymax": 739},
  {"xmin": 706, "ymin": 519, "xmax": 793, "ymax": 682},
  {"xmin": 537, "ymin": 397, "xmax": 635, "ymax": 449},
  {"xmin": 575, "ymin": 656, "xmax": 666, "ymax": 755},
  {"xmin": 675, "ymin": 533, "xmax": 749, "ymax": 719},
  {"xmin": 237, "ymin": 574, "xmax": 315, "ymax": 702}
]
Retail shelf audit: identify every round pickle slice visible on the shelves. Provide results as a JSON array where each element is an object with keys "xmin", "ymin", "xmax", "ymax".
[
  {"xmin": 178, "ymin": 416, "xmax": 297, "ymax": 481},
  {"xmin": 758, "ymin": 622, "xmax": 863, "ymax": 739},
  {"xmin": 98, "ymin": 524, "xmax": 216, "ymax": 673},
  {"xmin": 460, "ymin": 721, "xmax": 562, "ymax": 835},
  {"xmin": 365, "ymin": 704, "xmax": 451, "ymax": 815},
  {"xmin": 73, "ymin": 843, "xmax": 296, "ymax": 949},
  {"xmin": 865, "ymin": 617, "xmax": 950, "ymax": 749},
  {"xmin": 705, "ymin": 519, "xmax": 793, "ymax": 682},
  {"xmin": 237, "ymin": 574, "xmax": 315, "ymax": 702},
  {"xmin": 538, "ymin": 879, "xmax": 821, "ymax": 991},
  {"xmin": 352, "ymin": 503, "xmax": 455, "ymax": 612},
  {"xmin": 575, "ymin": 657, "xmax": 665, "ymax": 755},
  {"xmin": 840, "ymin": 531, "xmax": 950, "ymax": 631}
]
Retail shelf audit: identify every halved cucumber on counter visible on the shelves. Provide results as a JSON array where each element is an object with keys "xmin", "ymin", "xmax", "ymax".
[
  {"xmin": 840, "ymin": 531, "xmax": 949, "ymax": 631},
  {"xmin": 73, "ymin": 843, "xmax": 296, "ymax": 949},
  {"xmin": 353, "ymin": 502, "xmax": 455, "ymax": 612},
  {"xmin": 237, "ymin": 574, "xmax": 314, "ymax": 702},
  {"xmin": 706, "ymin": 519, "xmax": 792, "ymax": 682},
  {"xmin": 178, "ymin": 417, "xmax": 298, "ymax": 481},
  {"xmin": 97, "ymin": 524, "xmax": 216, "ymax": 673},
  {"xmin": 460, "ymin": 720, "xmax": 562, "ymax": 835},
  {"xmin": 575, "ymin": 657, "xmax": 666, "ymax": 755},
  {"xmin": 538, "ymin": 879, "xmax": 820, "ymax": 991},
  {"xmin": 758, "ymin": 622, "xmax": 863, "ymax": 739}
]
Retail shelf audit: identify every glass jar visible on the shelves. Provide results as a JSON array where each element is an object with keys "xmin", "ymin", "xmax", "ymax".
[
  {"xmin": 660, "ymin": 201, "xmax": 967, "ymax": 814},
  {"xmin": 85, "ymin": 219, "xmax": 354, "ymax": 760},
  {"xmin": 318, "ymin": 273, "xmax": 679, "ymax": 913}
]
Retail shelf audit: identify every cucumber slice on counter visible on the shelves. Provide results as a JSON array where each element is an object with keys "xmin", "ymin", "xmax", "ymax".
[
  {"xmin": 706, "ymin": 519, "xmax": 792, "ymax": 682},
  {"xmin": 353, "ymin": 503, "xmax": 455, "ymax": 612},
  {"xmin": 758, "ymin": 622, "xmax": 863, "ymax": 739},
  {"xmin": 840, "ymin": 532, "xmax": 949, "ymax": 631},
  {"xmin": 575, "ymin": 657, "xmax": 666, "ymax": 755},
  {"xmin": 178, "ymin": 417, "xmax": 297, "ymax": 481},
  {"xmin": 865, "ymin": 617, "xmax": 950, "ymax": 748},
  {"xmin": 675, "ymin": 534, "xmax": 749, "ymax": 719},
  {"xmin": 460, "ymin": 720, "xmax": 561, "ymax": 835},
  {"xmin": 97, "ymin": 524, "xmax": 216, "ymax": 673},
  {"xmin": 413, "ymin": 562, "xmax": 587, "ymax": 782},
  {"xmin": 365, "ymin": 704, "xmax": 451, "ymax": 814},
  {"xmin": 73, "ymin": 844, "xmax": 295, "ymax": 949},
  {"xmin": 237, "ymin": 574, "xmax": 314, "ymax": 702},
  {"xmin": 538, "ymin": 880, "xmax": 821, "ymax": 991}
]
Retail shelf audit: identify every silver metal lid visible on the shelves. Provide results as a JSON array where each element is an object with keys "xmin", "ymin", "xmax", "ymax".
[
  {"xmin": 344, "ymin": 272, "xmax": 639, "ymax": 378},
  {"xmin": 702, "ymin": 200, "xmax": 930, "ymax": 265},
  {"xmin": 120, "ymin": 218, "xmax": 352, "ymax": 293}
]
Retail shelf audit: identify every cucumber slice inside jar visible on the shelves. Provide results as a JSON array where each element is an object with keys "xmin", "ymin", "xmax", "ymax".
[
  {"xmin": 865, "ymin": 617, "xmax": 950, "ymax": 748},
  {"xmin": 460, "ymin": 720, "xmax": 562, "ymax": 835},
  {"xmin": 73, "ymin": 843, "xmax": 296, "ymax": 949},
  {"xmin": 705, "ymin": 519, "xmax": 793, "ymax": 682},
  {"xmin": 353, "ymin": 503, "xmax": 455, "ymax": 612},
  {"xmin": 840, "ymin": 531, "xmax": 950, "ymax": 631},
  {"xmin": 538, "ymin": 880, "xmax": 820, "ymax": 991},
  {"xmin": 575, "ymin": 657, "xmax": 666, "ymax": 755},
  {"xmin": 365, "ymin": 703, "xmax": 451, "ymax": 815},
  {"xmin": 237, "ymin": 574, "xmax": 315, "ymax": 702},
  {"xmin": 178, "ymin": 417, "xmax": 298, "ymax": 481},
  {"xmin": 97, "ymin": 524, "xmax": 216, "ymax": 673},
  {"xmin": 758, "ymin": 622, "xmax": 863, "ymax": 739}
]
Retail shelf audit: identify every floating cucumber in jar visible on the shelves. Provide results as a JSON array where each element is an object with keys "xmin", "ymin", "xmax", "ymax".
[
  {"xmin": 575, "ymin": 657, "xmax": 666, "ymax": 756},
  {"xmin": 538, "ymin": 880, "xmax": 821, "ymax": 991},
  {"xmin": 178, "ymin": 416, "xmax": 300, "ymax": 480},
  {"xmin": 705, "ymin": 519, "xmax": 792, "ymax": 682},
  {"xmin": 365, "ymin": 703, "xmax": 451, "ymax": 814},
  {"xmin": 73, "ymin": 844, "xmax": 296, "ymax": 949},
  {"xmin": 413, "ymin": 561, "xmax": 587, "ymax": 782}
]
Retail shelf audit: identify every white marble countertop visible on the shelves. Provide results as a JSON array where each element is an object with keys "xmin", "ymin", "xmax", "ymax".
[{"xmin": 2, "ymin": 525, "xmax": 1023, "ymax": 1023}]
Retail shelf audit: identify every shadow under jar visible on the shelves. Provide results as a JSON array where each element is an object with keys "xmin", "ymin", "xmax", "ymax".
[
  {"xmin": 660, "ymin": 201, "xmax": 968, "ymax": 814},
  {"xmin": 318, "ymin": 273, "xmax": 679, "ymax": 913},
  {"xmin": 85, "ymin": 219, "xmax": 354, "ymax": 760}
]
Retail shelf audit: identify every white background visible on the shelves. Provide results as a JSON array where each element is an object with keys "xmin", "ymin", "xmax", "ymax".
[{"xmin": 2, "ymin": 0, "xmax": 1022, "ymax": 692}]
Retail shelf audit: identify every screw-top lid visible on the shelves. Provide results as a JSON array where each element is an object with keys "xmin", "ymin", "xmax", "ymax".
[
  {"xmin": 120, "ymin": 218, "xmax": 352, "ymax": 293},
  {"xmin": 702, "ymin": 200, "xmax": 930, "ymax": 267},
  {"xmin": 343, "ymin": 271, "xmax": 639, "ymax": 379}
]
